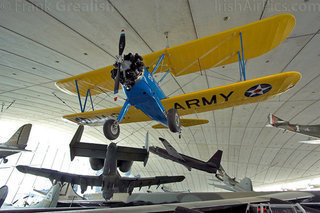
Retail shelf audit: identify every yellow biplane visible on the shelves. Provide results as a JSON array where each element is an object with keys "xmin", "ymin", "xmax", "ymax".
[{"xmin": 56, "ymin": 13, "xmax": 300, "ymax": 140}]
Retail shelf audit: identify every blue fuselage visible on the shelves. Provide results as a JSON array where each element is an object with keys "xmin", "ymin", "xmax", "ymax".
[{"xmin": 123, "ymin": 68, "xmax": 168, "ymax": 127}]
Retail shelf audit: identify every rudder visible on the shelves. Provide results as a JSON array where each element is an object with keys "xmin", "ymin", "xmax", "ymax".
[
  {"xmin": 5, "ymin": 124, "xmax": 32, "ymax": 149},
  {"xmin": 207, "ymin": 150, "xmax": 223, "ymax": 169},
  {"xmin": 268, "ymin": 113, "xmax": 284, "ymax": 126},
  {"xmin": 239, "ymin": 177, "xmax": 253, "ymax": 191}
]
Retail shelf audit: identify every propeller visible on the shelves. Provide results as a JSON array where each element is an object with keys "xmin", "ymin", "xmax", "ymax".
[{"xmin": 114, "ymin": 29, "xmax": 126, "ymax": 95}]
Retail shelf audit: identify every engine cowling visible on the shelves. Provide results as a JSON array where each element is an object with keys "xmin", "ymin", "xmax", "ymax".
[
  {"xmin": 117, "ymin": 160, "xmax": 133, "ymax": 172},
  {"xmin": 89, "ymin": 158, "xmax": 104, "ymax": 171}
]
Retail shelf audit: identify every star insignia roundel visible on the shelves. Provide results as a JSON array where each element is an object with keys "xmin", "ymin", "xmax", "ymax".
[{"xmin": 245, "ymin": 84, "xmax": 272, "ymax": 97}]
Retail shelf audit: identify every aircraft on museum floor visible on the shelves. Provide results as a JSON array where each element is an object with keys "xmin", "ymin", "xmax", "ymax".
[
  {"xmin": 210, "ymin": 166, "xmax": 253, "ymax": 192},
  {"xmin": 28, "ymin": 182, "xmax": 61, "ymax": 208},
  {"xmin": 268, "ymin": 113, "xmax": 320, "ymax": 144},
  {"xmin": 1, "ymin": 182, "xmax": 92, "ymax": 211},
  {"xmin": 2, "ymin": 182, "xmax": 60, "ymax": 209},
  {"xmin": 16, "ymin": 126, "xmax": 185, "ymax": 201},
  {"xmin": 0, "ymin": 124, "xmax": 32, "ymax": 163},
  {"xmin": 149, "ymin": 137, "xmax": 222, "ymax": 174},
  {"xmin": 55, "ymin": 14, "xmax": 300, "ymax": 140}
]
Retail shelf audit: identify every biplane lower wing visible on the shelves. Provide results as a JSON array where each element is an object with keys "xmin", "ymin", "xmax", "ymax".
[
  {"xmin": 63, "ymin": 72, "xmax": 301, "ymax": 126},
  {"xmin": 152, "ymin": 119, "xmax": 209, "ymax": 129}
]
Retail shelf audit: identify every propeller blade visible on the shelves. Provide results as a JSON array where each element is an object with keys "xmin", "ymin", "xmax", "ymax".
[
  {"xmin": 119, "ymin": 29, "xmax": 125, "ymax": 56},
  {"xmin": 114, "ymin": 68, "xmax": 120, "ymax": 94}
]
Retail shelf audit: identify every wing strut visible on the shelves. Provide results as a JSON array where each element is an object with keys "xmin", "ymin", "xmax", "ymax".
[
  {"xmin": 238, "ymin": 32, "xmax": 247, "ymax": 81},
  {"xmin": 151, "ymin": 53, "xmax": 172, "ymax": 85},
  {"xmin": 151, "ymin": 54, "xmax": 165, "ymax": 75},
  {"xmin": 75, "ymin": 80, "xmax": 94, "ymax": 113}
]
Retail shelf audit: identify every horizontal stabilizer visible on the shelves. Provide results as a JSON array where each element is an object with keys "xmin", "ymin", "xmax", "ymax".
[
  {"xmin": 152, "ymin": 119, "xmax": 209, "ymax": 129},
  {"xmin": 69, "ymin": 125, "xmax": 148, "ymax": 163}
]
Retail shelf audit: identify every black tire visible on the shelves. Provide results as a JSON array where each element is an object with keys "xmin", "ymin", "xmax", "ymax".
[
  {"xmin": 167, "ymin": 108, "xmax": 180, "ymax": 133},
  {"xmin": 103, "ymin": 119, "xmax": 120, "ymax": 140}
]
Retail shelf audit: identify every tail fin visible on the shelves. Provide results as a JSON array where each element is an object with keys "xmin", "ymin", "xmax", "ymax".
[
  {"xmin": 5, "ymin": 124, "xmax": 32, "ymax": 149},
  {"xmin": 207, "ymin": 150, "xmax": 223, "ymax": 169},
  {"xmin": 239, "ymin": 177, "xmax": 253, "ymax": 191},
  {"xmin": 268, "ymin": 113, "xmax": 285, "ymax": 126},
  {"xmin": 69, "ymin": 125, "xmax": 84, "ymax": 161},
  {"xmin": 144, "ymin": 131, "xmax": 149, "ymax": 151},
  {"xmin": 143, "ymin": 132, "xmax": 149, "ymax": 167}
]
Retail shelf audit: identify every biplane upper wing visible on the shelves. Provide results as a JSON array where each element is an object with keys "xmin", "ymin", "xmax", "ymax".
[
  {"xmin": 56, "ymin": 65, "xmax": 114, "ymax": 96},
  {"xmin": 63, "ymin": 72, "xmax": 300, "ymax": 127},
  {"xmin": 55, "ymin": 14, "xmax": 295, "ymax": 96},
  {"xmin": 143, "ymin": 13, "xmax": 295, "ymax": 76}
]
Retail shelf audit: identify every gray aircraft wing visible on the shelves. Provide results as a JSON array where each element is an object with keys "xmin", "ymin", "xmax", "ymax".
[
  {"xmin": 209, "ymin": 182, "xmax": 237, "ymax": 192},
  {"xmin": 120, "ymin": 175, "xmax": 185, "ymax": 189},
  {"xmin": 16, "ymin": 165, "xmax": 101, "ymax": 192},
  {"xmin": 0, "ymin": 146, "xmax": 31, "ymax": 152},
  {"xmin": 159, "ymin": 138, "xmax": 185, "ymax": 161}
]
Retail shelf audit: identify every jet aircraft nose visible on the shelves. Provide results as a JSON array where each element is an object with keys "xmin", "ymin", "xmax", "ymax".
[
  {"xmin": 109, "ymin": 142, "xmax": 117, "ymax": 150},
  {"xmin": 16, "ymin": 165, "xmax": 26, "ymax": 173},
  {"xmin": 159, "ymin": 137, "xmax": 165, "ymax": 142}
]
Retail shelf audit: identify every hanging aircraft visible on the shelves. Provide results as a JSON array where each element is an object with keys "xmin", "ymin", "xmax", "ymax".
[
  {"xmin": 268, "ymin": 113, "xmax": 320, "ymax": 144},
  {"xmin": 0, "ymin": 124, "xmax": 32, "ymax": 163},
  {"xmin": 16, "ymin": 126, "xmax": 185, "ymax": 201},
  {"xmin": 150, "ymin": 138, "xmax": 253, "ymax": 192},
  {"xmin": 150, "ymin": 137, "xmax": 222, "ymax": 173},
  {"xmin": 55, "ymin": 14, "xmax": 300, "ymax": 140}
]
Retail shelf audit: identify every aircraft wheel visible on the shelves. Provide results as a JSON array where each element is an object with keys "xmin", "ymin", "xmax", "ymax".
[
  {"xmin": 103, "ymin": 119, "xmax": 120, "ymax": 140},
  {"xmin": 167, "ymin": 108, "xmax": 180, "ymax": 133},
  {"xmin": 3, "ymin": 158, "xmax": 8, "ymax": 164}
]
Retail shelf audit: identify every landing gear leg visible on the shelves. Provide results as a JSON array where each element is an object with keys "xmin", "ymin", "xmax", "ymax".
[{"xmin": 103, "ymin": 119, "xmax": 120, "ymax": 140}]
